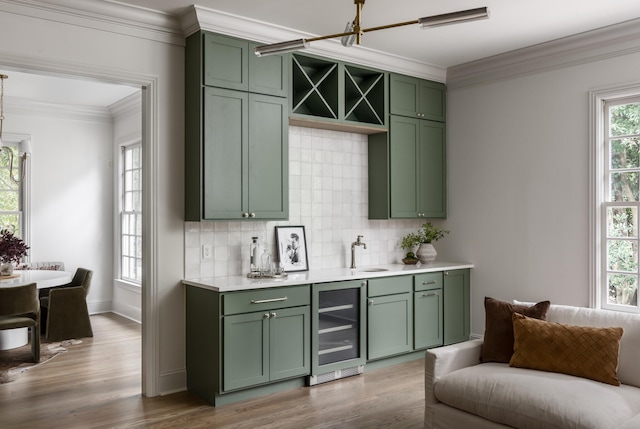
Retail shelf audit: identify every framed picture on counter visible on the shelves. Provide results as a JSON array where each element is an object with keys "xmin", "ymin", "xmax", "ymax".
[{"xmin": 275, "ymin": 225, "xmax": 308, "ymax": 272}]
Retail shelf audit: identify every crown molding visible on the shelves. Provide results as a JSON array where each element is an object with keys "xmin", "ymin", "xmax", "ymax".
[
  {"xmin": 181, "ymin": 5, "xmax": 447, "ymax": 83},
  {"xmin": 0, "ymin": 0, "xmax": 184, "ymax": 47},
  {"xmin": 109, "ymin": 91, "xmax": 141, "ymax": 118},
  {"xmin": 5, "ymin": 96, "xmax": 112, "ymax": 123},
  {"xmin": 447, "ymin": 18, "xmax": 640, "ymax": 90}
]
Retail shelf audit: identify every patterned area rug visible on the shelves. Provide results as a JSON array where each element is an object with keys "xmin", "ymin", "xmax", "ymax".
[{"xmin": 0, "ymin": 339, "xmax": 82, "ymax": 383}]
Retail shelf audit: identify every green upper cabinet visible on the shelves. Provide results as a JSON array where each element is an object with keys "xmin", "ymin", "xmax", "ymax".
[
  {"xmin": 290, "ymin": 53, "xmax": 387, "ymax": 131},
  {"xmin": 203, "ymin": 32, "xmax": 288, "ymax": 97},
  {"xmin": 185, "ymin": 31, "xmax": 289, "ymax": 221},
  {"xmin": 368, "ymin": 116, "xmax": 446, "ymax": 219},
  {"xmin": 389, "ymin": 74, "xmax": 446, "ymax": 122},
  {"xmin": 368, "ymin": 72, "xmax": 446, "ymax": 220},
  {"xmin": 201, "ymin": 88, "xmax": 288, "ymax": 220}
]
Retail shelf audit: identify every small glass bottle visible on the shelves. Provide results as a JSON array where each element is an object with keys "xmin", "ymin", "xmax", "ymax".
[
  {"xmin": 250, "ymin": 237, "xmax": 260, "ymax": 276},
  {"xmin": 260, "ymin": 244, "xmax": 273, "ymax": 275}
]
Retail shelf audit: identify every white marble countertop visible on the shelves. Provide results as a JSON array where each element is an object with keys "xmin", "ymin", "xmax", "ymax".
[{"xmin": 182, "ymin": 261, "xmax": 474, "ymax": 292}]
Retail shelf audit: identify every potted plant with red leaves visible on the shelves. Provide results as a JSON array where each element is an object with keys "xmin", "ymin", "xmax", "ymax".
[{"xmin": 0, "ymin": 229, "xmax": 29, "ymax": 275}]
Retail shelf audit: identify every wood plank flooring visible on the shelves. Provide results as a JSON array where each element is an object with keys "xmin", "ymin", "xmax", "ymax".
[{"xmin": 0, "ymin": 313, "xmax": 426, "ymax": 428}]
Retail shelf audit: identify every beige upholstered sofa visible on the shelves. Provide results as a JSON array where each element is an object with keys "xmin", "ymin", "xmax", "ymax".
[{"xmin": 425, "ymin": 304, "xmax": 640, "ymax": 429}]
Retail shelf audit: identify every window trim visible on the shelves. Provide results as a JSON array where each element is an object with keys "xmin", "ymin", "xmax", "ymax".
[
  {"xmin": 0, "ymin": 133, "xmax": 31, "ymax": 251},
  {"xmin": 117, "ymin": 137, "xmax": 142, "ymax": 286},
  {"xmin": 590, "ymin": 83, "xmax": 640, "ymax": 314}
]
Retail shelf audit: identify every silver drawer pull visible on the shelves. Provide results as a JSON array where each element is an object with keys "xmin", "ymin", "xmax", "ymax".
[
  {"xmin": 422, "ymin": 280, "xmax": 437, "ymax": 285},
  {"xmin": 251, "ymin": 296, "xmax": 288, "ymax": 304},
  {"xmin": 422, "ymin": 292, "xmax": 437, "ymax": 297}
]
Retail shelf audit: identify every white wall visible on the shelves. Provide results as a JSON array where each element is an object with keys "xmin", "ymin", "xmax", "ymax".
[
  {"xmin": 6, "ymin": 107, "xmax": 114, "ymax": 313},
  {"xmin": 0, "ymin": 3, "xmax": 184, "ymax": 395},
  {"xmin": 442, "ymin": 51, "xmax": 640, "ymax": 337}
]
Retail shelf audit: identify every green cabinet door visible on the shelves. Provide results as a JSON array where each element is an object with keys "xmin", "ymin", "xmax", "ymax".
[
  {"xmin": 367, "ymin": 277, "xmax": 413, "ymax": 360},
  {"xmin": 202, "ymin": 33, "xmax": 288, "ymax": 97},
  {"xmin": 389, "ymin": 73, "xmax": 446, "ymax": 122},
  {"xmin": 203, "ymin": 87, "xmax": 248, "ymax": 220},
  {"xmin": 204, "ymin": 33, "xmax": 249, "ymax": 91},
  {"xmin": 443, "ymin": 269, "xmax": 471, "ymax": 345},
  {"xmin": 388, "ymin": 116, "xmax": 446, "ymax": 219},
  {"xmin": 248, "ymin": 94, "xmax": 288, "ymax": 219},
  {"xmin": 367, "ymin": 293, "xmax": 413, "ymax": 360},
  {"xmin": 269, "ymin": 306, "xmax": 311, "ymax": 381},
  {"xmin": 223, "ymin": 306, "xmax": 310, "ymax": 392},
  {"xmin": 201, "ymin": 89, "xmax": 288, "ymax": 220},
  {"xmin": 414, "ymin": 289, "xmax": 443, "ymax": 349},
  {"xmin": 389, "ymin": 116, "xmax": 419, "ymax": 218},
  {"xmin": 223, "ymin": 311, "xmax": 269, "ymax": 391},
  {"xmin": 418, "ymin": 120, "xmax": 446, "ymax": 218},
  {"xmin": 249, "ymin": 42, "xmax": 289, "ymax": 97}
]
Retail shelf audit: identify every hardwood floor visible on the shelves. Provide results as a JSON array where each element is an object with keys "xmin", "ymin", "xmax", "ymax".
[{"xmin": 0, "ymin": 313, "xmax": 426, "ymax": 428}]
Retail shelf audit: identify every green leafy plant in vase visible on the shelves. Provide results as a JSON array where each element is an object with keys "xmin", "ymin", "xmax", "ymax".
[
  {"xmin": 0, "ymin": 228, "xmax": 29, "ymax": 275},
  {"xmin": 400, "ymin": 222, "xmax": 449, "ymax": 265},
  {"xmin": 400, "ymin": 232, "xmax": 422, "ymax": 265}
]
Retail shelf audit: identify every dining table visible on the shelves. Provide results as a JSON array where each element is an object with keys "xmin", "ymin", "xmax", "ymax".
[{"xmin": 0, "ymin": 269, "xmax": 74, "ymax": 350}]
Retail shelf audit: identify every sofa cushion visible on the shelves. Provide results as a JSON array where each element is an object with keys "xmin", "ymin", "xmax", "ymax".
[
  {"xmin": 481, "ymin": 297, "xmax": 550, "ymax": 363},
  {"xmin": 434, "ymin": 363, "xmax": 640, "ymax": 429},
  {"xmin": 509, "ymin": 313, "xmax": 623, "ymax": 385},
  {"xmin": 515, "ymin": 302, "xmax": 640, "ymax": 389}
]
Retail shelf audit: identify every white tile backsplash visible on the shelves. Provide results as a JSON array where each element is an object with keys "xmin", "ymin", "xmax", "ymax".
[{"xmin": 184, "ymin": 126, "xmax": 425, "ymax": 279}]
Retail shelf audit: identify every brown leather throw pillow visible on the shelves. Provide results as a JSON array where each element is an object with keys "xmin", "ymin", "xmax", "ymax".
[{"xmin": 509, "ymin": 313, "xmax": 623, "ymax": 386}]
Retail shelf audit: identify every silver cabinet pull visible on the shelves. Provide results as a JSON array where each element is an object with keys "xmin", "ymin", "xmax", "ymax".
[
  {"xmin": 422, "ymin": 280, "xmax": 437, "ymax": 285},
  {"xmin": 444, "ymin": 272, "xmax": 449, "ymax": 276},
  {"xmin": 271, "ymin": 312, "xmax": 277, "ymax": 318},
  {"xmin": 264, "ymin": 313, "xmax": 271, "ymax": 319},
  {"xmin": 251, "ymin": 296, "xmax": 288, "ymax": 304},
  {"xmin": 422, "ymin": 292, "xmax": 437, "ymax": 297},
  {"xmin": 249, "ymin": 212, "xmax": 256, "ymax": 218},
  {"xmin": 368, "ymin": 299, "xmax": 374, "ymax": 306},
  {"xmin": 242, "ymin": 213, "xmax": 249, "ymax": 218}
]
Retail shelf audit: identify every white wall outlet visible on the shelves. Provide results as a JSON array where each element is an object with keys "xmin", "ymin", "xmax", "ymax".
[{"xmin": 202, "ymin": 244, "xmax": 213, "ymax": 260}]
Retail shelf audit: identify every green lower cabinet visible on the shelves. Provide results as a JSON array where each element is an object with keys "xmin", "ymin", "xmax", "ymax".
[
  {"xmin": 443, "ymin": 269, "xmax": 471, "ymax": 345},
  {"xmin": 367, "ymin": 277, "xmax": 413, "ymax": 360},
  {"xmin": 223, "ymin": 306, "xmax": 310, "ymax": 392},
  {"xmin": 223, "ymin": 311, "xmax": 269, "ymax": 391},
  {"xmin": 414, "ymin": 289, "xmax": 443, "ymax": 349}
]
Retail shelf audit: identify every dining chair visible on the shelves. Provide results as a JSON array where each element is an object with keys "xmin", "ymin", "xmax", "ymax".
[
  {"xmin": 0, "ymin": 283, "xmax": 40, "ymax": 362},
  {"xmin": 40, "ymin": 268, "xmax": 93, "ymax": 342}
]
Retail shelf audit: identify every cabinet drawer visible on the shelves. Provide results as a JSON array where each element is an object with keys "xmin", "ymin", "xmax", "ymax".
[
  {"xmin": 368, "ymin": 276, "xmax": 412, "ymax": 297},
  {"xmin": 414, "ymin": 272, "xmax": 443, "ymax": 291},
  {"xmin": 223, "ymin": 285, "xmax": 310, "ymax": 315}
]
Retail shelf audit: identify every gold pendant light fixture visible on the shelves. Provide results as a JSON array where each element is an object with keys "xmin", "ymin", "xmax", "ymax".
[{"xmin": 254, "ymin": 0, "xmax": 489, "ymax": 56}]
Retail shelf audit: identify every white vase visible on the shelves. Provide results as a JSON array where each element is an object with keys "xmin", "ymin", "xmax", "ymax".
[
  {"xmin": 416, "ymin": 243, "xmax": 437, "ymax": 264},
  {"xmin": 0, "ymin": 262, "xmax": 14, "ymax": 276}
]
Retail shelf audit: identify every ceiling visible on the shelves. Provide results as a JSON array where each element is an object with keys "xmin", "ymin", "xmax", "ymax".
[
  {"xmin": 0, "ymin": 69, "xmax": 140, "ymax": 108},
  {"xmin": 114, "ymin": 0, "xmax": 640, "ymax": 68},
  {"xmin": 4, "ymin": 0, "xmax": 640, "ymax": 107}
]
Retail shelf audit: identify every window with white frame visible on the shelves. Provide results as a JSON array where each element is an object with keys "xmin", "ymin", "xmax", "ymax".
[
  {"xmin": 0, "ymin": 144, "xmax": 26, "ymax": 238},
  {"xmin": 597, "ymin": 92, "xmax": 640, "ymax": 313},
  {"xmin": 120, "ymin": 143, "xmax": 142, "ymax": 283}
]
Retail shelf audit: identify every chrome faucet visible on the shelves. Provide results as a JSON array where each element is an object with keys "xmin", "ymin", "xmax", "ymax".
[{"xmin": 350, "ymin": 235, "xmax": 367, "ymax": 269}]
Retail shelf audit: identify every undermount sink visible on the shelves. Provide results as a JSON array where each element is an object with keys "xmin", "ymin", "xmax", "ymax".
[{"xmin": 359, "ymin": 268, "xmax": 389, "ymax": 272}]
